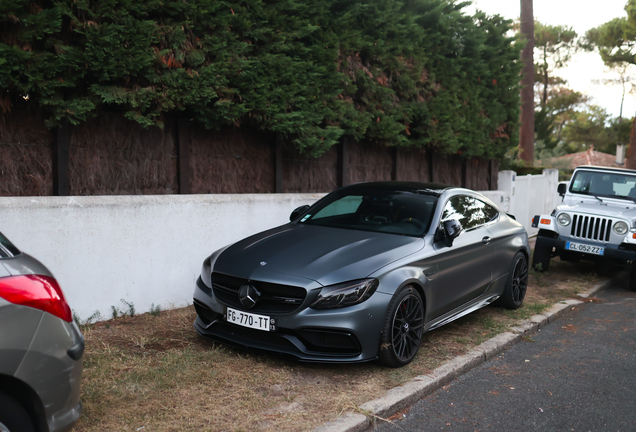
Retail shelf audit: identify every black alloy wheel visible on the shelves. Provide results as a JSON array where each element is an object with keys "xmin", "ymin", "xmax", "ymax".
[
  {"xmin": 379, "ymin": 286, "xmax": 424, "ymax": 367},
  {"xmin": 496, "ymin": 252, "xmax": 528, "ymax": 309},
  {"xmin": 511, "ymin": 255, "xmax": 528, "ymax": 304}
]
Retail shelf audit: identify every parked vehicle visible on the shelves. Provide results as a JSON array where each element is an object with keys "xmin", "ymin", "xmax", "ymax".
[
  {"xmin": 532, "ymin": 165, "xmax": 636, "ymax": 291},
  {"xmin": 0, "ymin": 231, "xmax": 83, "ymax": 432},
  {"xmin": 193, "ymin": 182, "xmax": 530, "ymax": 367}
]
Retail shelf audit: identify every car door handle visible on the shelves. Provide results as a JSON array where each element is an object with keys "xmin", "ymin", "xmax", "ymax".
[{"xmin": 482, "ymin": 236, "xmax": 491, "ymax": 244}]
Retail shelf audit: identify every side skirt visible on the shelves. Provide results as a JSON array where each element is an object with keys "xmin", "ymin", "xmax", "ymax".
[{"xmin": 425, "ymin": 294, "xmax": 500, "ymax": 331}]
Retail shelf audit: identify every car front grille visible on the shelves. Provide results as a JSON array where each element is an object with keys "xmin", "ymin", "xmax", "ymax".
[
  {"xmin": 570, "ymin": 214, "xmax": 612, "ymax": 242},
  {"xmin": 211, "ymin": 272, "xmax": 306, "ymax": 314}
]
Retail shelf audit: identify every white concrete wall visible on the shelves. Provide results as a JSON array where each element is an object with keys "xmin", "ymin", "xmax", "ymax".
[
  {"xmin": 0, "ymin": 173, "xmax": 558, "ymax": 320},
  {"xmin": 0, "ymin": 194, "xmax": 323, "ymax": 321}
]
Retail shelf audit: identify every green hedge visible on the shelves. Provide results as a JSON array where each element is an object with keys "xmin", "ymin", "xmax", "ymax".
[{"xmin": 0, "ymin": 0, "xmax": 522, "ymax": 158}]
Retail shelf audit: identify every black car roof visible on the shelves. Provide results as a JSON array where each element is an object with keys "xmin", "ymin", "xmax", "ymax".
[{"xmin": 342, "ymin": 181, "xmax": 455, "ymax": 196}]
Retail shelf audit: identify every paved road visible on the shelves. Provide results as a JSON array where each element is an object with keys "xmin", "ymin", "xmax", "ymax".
[{"xmin": 371, "ymin": 280, "xmax": 636, "ymax": 432}]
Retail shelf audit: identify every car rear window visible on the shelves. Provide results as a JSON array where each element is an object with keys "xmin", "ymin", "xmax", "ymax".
[{"xmin": 0, "ymin": 232, "xmax": 20, "ymax": 258}]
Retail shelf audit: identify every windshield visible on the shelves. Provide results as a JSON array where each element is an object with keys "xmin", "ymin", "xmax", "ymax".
[
  {"xmin": 298, "ymin": 188, "xmax": 438, "ymax": 237},
  {"xmin": 570, "ymin": 170, "xmax": 636, "ymax": 201}
]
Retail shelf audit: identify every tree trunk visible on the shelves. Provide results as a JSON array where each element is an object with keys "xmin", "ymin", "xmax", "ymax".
[
  {"xmin": 542, "ymin": 47, "xmax": 549, "ymax": 108},
  {"xmin": 519, "ymin": 0, "xmax": 535, "ymax": 164},
  {"xmin": 626, "ymin": 117, "xmax": 636, "ymax": 169}
]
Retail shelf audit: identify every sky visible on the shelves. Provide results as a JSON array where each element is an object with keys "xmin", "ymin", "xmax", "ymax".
[{"xmin": 465, "ymin": 0, "xmax": 634, "ymax": 119}]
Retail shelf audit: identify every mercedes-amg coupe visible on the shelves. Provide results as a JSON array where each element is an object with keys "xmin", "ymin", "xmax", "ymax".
[{"xmin": 193, "ymin": 182, "xmax": 529, "ymax": 367}]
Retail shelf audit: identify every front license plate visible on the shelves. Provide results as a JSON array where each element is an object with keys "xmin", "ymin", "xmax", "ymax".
[
  {"xmin": 566, "ymin": 242, "xmax": 604, "ymax": 256},
  {"xmin": 226, "ymin": 307, "xmax": 276, "ymax": 332}
]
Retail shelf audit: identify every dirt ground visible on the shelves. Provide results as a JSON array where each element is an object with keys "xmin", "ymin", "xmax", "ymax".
[{"xmin": 74, "ymin": 258, "xmax": 610, "ymax": 432}]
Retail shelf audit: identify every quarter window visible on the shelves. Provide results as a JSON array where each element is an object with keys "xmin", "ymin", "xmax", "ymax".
[
  {"xmin": 0, "ymin": 232, "xmax": 20, "ymax": 259},
  {"xmin": 441, "ymin": 196, "xmax": 498, "ymax": 231}
]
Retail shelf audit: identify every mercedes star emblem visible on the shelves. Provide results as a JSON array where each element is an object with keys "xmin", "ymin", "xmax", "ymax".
[{"xmin": 238, "ymin": 284, "xmax": 261, "ymax": 309}]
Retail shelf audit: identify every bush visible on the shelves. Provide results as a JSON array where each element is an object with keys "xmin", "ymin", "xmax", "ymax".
[{"xmin": 0, "ymin": 0, "xmax": 521, "ymax": 158}]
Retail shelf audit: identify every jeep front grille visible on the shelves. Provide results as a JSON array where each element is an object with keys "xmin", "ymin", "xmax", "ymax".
[{"xmin": 570, "ymin": 214, "xmax": 612, "ymax": 241}]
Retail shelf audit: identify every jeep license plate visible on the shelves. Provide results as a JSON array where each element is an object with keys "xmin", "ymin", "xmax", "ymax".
[{"xmin": 566, "ymin": 242, "xmax": 604, "ymax": 256}]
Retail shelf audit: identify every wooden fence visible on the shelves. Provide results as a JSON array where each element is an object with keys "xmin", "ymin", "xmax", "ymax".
[{"xmin": 0, "ymin": 112, "xmax": 498, "ymax": 196}]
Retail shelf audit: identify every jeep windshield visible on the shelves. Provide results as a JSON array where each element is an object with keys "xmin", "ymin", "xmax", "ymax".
[{"xmin": 570, "ymin": 170, "xmax": 636, "ymax": 202}]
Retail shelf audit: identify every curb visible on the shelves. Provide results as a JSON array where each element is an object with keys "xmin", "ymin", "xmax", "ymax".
[{"xmin": 312, "ymin": 274, "xmax": 620, "ymax": 432}]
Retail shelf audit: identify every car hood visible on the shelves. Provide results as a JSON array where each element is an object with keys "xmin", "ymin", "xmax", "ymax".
[
  {"xmin": 214, "ymin": 224, "xmax": 425, "ymax": 287},
  {"xmin": 559, "ymin": 199, "xmax": 636, "ymax": 220}
]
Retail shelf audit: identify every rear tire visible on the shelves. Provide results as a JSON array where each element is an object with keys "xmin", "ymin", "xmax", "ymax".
[
  {"xmin": 532, "ymin": 237, "xmax": 552, "ymax": 272},
  {"xmin": 0, "ymin": 392, "xmax": 35, "ymax": 432},
  {"xmin": 496, "ymin": 252, "xmax": 528, "ymax": 309},
  {"xmin": 378, "ymin": 286, "xmax": 424, "ymax": 368}
]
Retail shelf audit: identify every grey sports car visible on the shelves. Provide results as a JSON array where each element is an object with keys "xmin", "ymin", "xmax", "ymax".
[{"xmin": 193, "ymin": 182, "xmax": 530, "ymax": 367}]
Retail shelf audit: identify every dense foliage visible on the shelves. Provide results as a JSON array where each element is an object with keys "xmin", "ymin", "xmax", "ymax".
[{"xmin": 0, "ymin": 0, "xmax": 521, "ymax": 157}]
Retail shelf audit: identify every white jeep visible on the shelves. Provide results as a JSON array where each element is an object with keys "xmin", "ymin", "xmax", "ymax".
[{"xmin": 532, "ymin": 165, "xmax": 636, "ymax": 291}]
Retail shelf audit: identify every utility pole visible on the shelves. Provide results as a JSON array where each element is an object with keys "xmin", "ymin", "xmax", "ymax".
[{"xmin": 520, "ymin": 0, "xmax": 534, "ymax": 164}]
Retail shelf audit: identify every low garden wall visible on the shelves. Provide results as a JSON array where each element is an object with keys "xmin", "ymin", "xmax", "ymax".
[{"xmin": 0, "ymin": 169, "xmax": 559, "ymax": 320}]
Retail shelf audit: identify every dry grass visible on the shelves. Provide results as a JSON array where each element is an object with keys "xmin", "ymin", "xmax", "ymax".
[{"xmin": 75, "ymin": 258, "xmax": 608, "ymax": 432}]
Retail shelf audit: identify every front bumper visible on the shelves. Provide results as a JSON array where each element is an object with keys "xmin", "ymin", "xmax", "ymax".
[
  {"xmin": 537, "ymin": 236, "xmax": 636, "ymax": 265},
  {"xmin": 193, "ymin": 276, "xmax": 389, "ymax": 363}
]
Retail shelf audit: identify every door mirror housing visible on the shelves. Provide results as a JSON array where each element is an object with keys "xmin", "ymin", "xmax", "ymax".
[
  {"xmin": 557, "ymin": 183, "xmax": 567, "ymax": 196},
  {"xmin": 290, "ymin": 205, "xmax": 311, "ymax": 222},
  {"xmin": 435, "ymin": 219, "xmax": 463, "ymax": 247}
]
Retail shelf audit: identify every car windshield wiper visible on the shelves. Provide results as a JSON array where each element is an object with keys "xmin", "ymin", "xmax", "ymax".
[{"xmin": 590, "ymin": 194, "xmax": 603, "ymax": 203}]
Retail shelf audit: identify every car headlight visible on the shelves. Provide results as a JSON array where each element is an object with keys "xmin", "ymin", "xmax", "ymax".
[
  {"xmin": 613, "ymin": 221, "xmax": 629, "ymax": 235},
  {"xmin": 310, "ymin": 279, "xmax": 379, "ymax": 310},
  {"xmin": 557, "ymin": 213, "xmax": 571, "ymax": 226}
]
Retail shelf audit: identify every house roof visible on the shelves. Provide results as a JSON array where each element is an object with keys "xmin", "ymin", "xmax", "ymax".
[{"xmin": 540, "ymin": 147, "xmax": 623, "ymax": 169}]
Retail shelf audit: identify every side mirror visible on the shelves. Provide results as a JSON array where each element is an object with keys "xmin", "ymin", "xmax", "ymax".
[
  {"xmin": 435, "ymin": 219, "xmax": 463, "ymax": 247},
  {"xmin": 557, "ymin": 183, "xmax": 567, "ymax": 196},
  {"xmin": 290, "ymin": 205, "xmax": 310, "ymax": 222}
]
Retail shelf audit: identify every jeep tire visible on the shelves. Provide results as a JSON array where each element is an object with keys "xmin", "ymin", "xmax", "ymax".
[{"xmin": 532, "ymin": 237, "xmax": 552, "ymax": 272}]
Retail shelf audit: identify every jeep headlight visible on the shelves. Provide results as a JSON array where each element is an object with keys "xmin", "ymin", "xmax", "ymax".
[
  {"xmin": 557, "ymin": 213, "xmax": 571, "ymax": 226},
  {"xmin": 613, "ymin": 221, "xmax": 629, "ymax": 235},
  {"xmin": 310, "ymin": 279, "xmax": 379, "ymax": 310}
]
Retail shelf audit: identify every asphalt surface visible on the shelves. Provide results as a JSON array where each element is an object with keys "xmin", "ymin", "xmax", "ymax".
[{"xmin": 370, "ymin": 279, "xmax": 636, "ymax": 432}]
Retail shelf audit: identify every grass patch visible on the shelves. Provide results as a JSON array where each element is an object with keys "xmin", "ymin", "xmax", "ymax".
[{"xmin": 74, "ymin": 258, "xmax": 605, "ymax": 432}]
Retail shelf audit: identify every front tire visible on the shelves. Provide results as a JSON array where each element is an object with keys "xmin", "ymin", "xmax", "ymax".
[
  {"xmin": 629, "ymin": 268, "xmax": 636, "ymax": 292},
  {"xmin": 496, "ymin": 252, "xmax": 528, "ymax": 309},
  {"xmin": 0, "ymin": 392, "xmax": 35, "ymax": 432},
  {"xmin": 532, "ymin": 237, "xmax": 552, "ymax": 272},
  {"xmin": 378, "ymin": 286, "xmax": 424, "ymax": 368}
]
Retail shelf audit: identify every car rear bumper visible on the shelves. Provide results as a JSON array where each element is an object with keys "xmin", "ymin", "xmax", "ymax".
[
  {"xmin": 14, "ymin": 314, "xmax": 84, "ymax": 432},
  {"xmin": 50, "ymin": 400, "xmax": 82, "ymax": 432}
]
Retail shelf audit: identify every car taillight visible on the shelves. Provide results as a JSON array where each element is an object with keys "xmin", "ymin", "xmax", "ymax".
[{"xmin": 0, "ymin": 274, "xmax": 72, "ymax": 322}]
